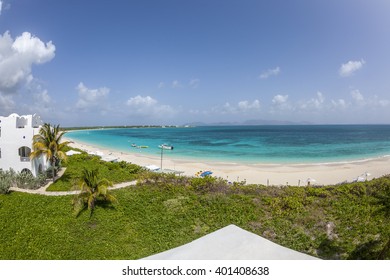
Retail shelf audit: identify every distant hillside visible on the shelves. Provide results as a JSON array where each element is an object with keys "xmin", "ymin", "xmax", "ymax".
[{"xmin": 184, "ymin": 119, "xmax": 311, "ymax": 126}]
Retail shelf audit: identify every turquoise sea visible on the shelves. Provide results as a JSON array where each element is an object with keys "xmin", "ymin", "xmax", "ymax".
[{"xmin": 66, "ymin": 125, "xmax": 390, "ymax": 164}]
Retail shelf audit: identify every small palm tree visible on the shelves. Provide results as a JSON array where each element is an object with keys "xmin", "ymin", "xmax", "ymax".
[
  {"xmin": 73, "ymin": 168, "xmax": 117, "ymax": 217},
  {"xmin": 30, "ymin": 123, "xmax": 71, "ymax": 181}
]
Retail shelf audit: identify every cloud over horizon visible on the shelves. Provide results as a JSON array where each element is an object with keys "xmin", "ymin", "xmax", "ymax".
[
  {"xmin": 75, "ymin": 82, "xmax": 110, "ymax": 111},
  {"xmin": 126, "ymin": 95, "xmax": 176, "ymax": 120}
]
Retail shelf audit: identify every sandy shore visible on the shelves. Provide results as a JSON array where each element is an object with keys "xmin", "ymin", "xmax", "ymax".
[{"xmin": 65, "ymin": 137, "xmax": 390, "ymax": 186}]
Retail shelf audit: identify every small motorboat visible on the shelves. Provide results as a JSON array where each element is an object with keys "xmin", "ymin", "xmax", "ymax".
[
  {"xmin": 131, "ymin": 143, "xmax": 137, "ymax": 147},
  {"xmin": 159, "ymin": 144, "xmax": 174, "ymax": 150}
]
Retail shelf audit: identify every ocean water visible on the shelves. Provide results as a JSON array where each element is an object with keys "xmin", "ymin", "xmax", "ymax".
[{"xmin": 66, "ymin": 125, "xmax": 390, "ymax": 164}]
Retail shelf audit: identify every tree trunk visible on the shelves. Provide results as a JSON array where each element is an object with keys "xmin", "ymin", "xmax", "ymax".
[{"xmin": 51, "ymin": 159, "xmax": 55, "ymax": 182}]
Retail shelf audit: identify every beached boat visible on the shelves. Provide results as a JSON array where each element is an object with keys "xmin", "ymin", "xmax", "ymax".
[{"xmin": 159, "ymin": 144, "xmax": 174, "ymax": 150}]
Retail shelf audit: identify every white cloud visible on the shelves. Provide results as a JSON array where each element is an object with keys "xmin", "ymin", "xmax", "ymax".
[
  {"xmin": 34, "ymin": 88, "xmax": 51, "ymax": 105},
  {"xmin": 127, "ymin": 95, "xmax": 157, "ymax": 107},
  {"xmin": 259, "ymin": 66, "xmax": 280, "ymax": 79},
  {"xmin": 189, "ymin": 78, "xmax": 200, "ymax": 89},
  {"xmin": 76, "ymin": 82, "xmax": 110, "ymax": 110},
  {"xmin": 0, "ymin": 31, "xmax": 55, "ymax": 94},
  {"xmin": 378, "ymin": 99, "xmax": 390, "ymax": 107},
  {"xmin": 0, "ymin": 0, "xmax": 10, "ymax": 15},
  {"xmin": 339, "ymin": 59, "xmax": 365, "ymax": 77},
  {"xmin": 299, "ymin": 92, "xmax": 325, "ymax": 110},
  {"xmin": 126, "ymin": 95, "xmax": 175, "ymax": 118},
  {"xmin": 331, "ymin": 99, "xmax": 348, "ymax": 109},
  {"xmin": 172, "ymin": 80, "xmax": 181, "ymax": 88},
  {"xmin": 271, "ymin": 94, "xmax": 291, "ymax": 113},
  {"xmin": 272, "ymin": 94, "xmax": 288, "ymax": 105},
  {"xmin": 238, "ymin": 100, "xmax": 260, "ymax": 111},
  {"xmin": 350, "ymin": 89, "xmax": 364, "ymax": 103},
  {"xmin": 0, "ymin": 94, "xmax": 14, "ymax": 112},
  {"xmin": 214, "ymin": 99, "xmax": 261, "ymax": 114}
]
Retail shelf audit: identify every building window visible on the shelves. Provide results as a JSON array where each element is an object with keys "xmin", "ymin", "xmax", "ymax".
[
  {"xmin": 18, "ymin": 146, "xmax": 31, "ymax": 162},
  {"xmin": 21, "ymin": 168, "xmax": 33, "ymax": 176}
]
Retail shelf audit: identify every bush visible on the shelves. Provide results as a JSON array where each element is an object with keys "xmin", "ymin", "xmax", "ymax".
[
  {"xmin": 15, "ymin": 172, "xmax": 47, "ymax": 190},
  {"xmin": 0, "ymin": 169, "xmax": 16, "ymax": 194},
  {"xmin": 190, "ymin": 176, "xmax": 229, "ymax": 194},
  {"xmin": 0, "ymin": 169, "xmax": 47, "ymax": 193}
]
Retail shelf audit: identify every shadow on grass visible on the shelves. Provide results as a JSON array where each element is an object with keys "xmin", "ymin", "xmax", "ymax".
[
  {"xmin": 348, "ymin": 239, "xmax": 390, "ymax": 260},
  {"xmin": 317, "ymin": 238, "xmax": 390, "ymax": 260},
  {"xmin": 74, "ymin": 199, "xmax": 118, "ymax": 219},
  {"xmin": 316, "ymin": 238, "xmax": 345, "ymax": 259}
]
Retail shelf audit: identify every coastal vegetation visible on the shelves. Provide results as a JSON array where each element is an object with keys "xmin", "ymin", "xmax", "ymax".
[
  {"xmin": 0, "ymin": 169, "xmax": 47, "ymax": 194},
  {"xmin": 31, "ymin": 123, "xmax": 71, "ymax": 181},
  {"xmin": 0, "ymin": 151, "xmax": 389, "ymax": 259},
  {"xmin": 72, "ymin": 168, "xmax": 117, "ymax": 217},
  {"xmin": 47, "ymin": 152, "xmax": 143, "ymax": 191}
]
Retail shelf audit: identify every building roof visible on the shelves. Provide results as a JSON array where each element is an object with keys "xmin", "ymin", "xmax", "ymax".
[{"xmin": 143, "ymin": 224, "xmax": 319, "ymax": 260}]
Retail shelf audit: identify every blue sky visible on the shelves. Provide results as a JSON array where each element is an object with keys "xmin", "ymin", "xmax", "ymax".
[{"xmin": 0, "ymin": 0, "xmax": 390, "ymax": 126}]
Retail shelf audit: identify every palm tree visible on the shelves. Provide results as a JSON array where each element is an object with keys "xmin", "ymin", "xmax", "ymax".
[
  {"xmin": 30, "ymin": 123, "xmax": 71, "ymax": 182},
  {"xmin": 73, "ymin": 168, "xmax": 117, "ymax": 217}
]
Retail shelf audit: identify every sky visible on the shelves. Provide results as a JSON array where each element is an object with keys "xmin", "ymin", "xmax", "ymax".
[{"xmin": 0, "ymin": 0, "xmax": 390, "ymax": 126}]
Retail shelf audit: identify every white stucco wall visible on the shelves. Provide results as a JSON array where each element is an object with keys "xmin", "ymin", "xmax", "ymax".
[{"xmin": 0, "ymin": 113, "xmax": 48, "ymax": 176}]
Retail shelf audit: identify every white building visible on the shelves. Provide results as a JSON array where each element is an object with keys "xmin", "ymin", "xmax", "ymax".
[{"xmin": 0, "ymin": 113, "xmax": 48, "ymax": 176}]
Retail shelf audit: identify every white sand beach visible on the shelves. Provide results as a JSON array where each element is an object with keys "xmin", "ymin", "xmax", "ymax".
[{"xmin": 65, "ymin": 138, "xmax": 390, "ymax": 186}]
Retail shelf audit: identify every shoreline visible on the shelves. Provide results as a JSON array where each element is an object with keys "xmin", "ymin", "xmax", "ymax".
[{"xmin": 64, "ymin": 137, "xmax": 390, "ymax": 186}]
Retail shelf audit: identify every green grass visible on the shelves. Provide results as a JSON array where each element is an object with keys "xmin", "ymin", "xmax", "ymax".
[
  {"xmin": 1, "ymin": 173, "xmax": 389, "ymax": 260},
  {"xmin": 47, "ymin": 153, "xmax": 143, "ymax": 191}
]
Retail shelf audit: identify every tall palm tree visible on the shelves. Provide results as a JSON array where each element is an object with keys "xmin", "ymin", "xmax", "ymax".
[
  {"xmin": 73, "ymin": 168, "xmax": 117, "ymax": 217},
  {"xmin": 30, "ymin": 123, "xmax": 71, "ymax": 181}
]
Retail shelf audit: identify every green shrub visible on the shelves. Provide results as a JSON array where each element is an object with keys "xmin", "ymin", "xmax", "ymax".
[
  {"xmin": 0, "ymin": 169, "xmax": 16, "ymax": 194},
  {"xmin": 190, "ymin": 176, "xmax": 229, "ymax": 194},
  {"xmin": 0, "ymin": 169, "xmax": 47, "ymax": 193}
]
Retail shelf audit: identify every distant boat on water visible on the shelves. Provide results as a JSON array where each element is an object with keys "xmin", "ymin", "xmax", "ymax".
[
  {"xmin": 159, "ymin": 144, "xmax": 174, "ymax": 150},
  {"xmin": 131, "ymin": 143, "xmax": 148, "ymax": 148}
]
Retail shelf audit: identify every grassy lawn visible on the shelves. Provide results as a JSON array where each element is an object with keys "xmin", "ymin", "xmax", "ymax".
[
  {"xmin": 1, "ymin": 172, "xmax": 389, "ymax": 259},
  {"xmin": 47, "ymin": 153, "xmax": 143, "ymax": 191}
]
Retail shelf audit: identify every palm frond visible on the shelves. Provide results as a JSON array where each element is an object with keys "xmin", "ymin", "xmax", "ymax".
[{"xmin": 72, "ymin": 168, "xmax": 117, "ymax": 218}]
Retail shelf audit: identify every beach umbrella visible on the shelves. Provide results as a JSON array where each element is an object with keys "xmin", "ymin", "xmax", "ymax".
[
  {"xmin": 65, "ymin": 150, "xmax": 81, "ymax": 156},
  {"xmin": 356, "ymin": 176, "xmax": 365, "ymax": 182},
  {"xmin": 306, "ymin": 178, "xmax": 316, "ymax": 185},
  {"xmin": 200, "ymin": 171, "xmax": 213, "ymax": 177}
]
